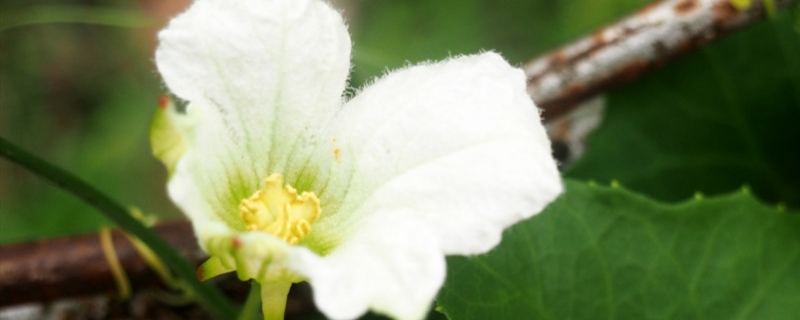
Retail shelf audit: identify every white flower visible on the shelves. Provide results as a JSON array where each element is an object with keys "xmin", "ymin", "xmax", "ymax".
[{"xmin": 151, "ymin": 0, "xmax": 562, "ymax": 319}]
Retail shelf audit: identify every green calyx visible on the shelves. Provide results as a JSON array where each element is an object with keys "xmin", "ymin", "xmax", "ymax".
[{"xmin": 150, "ymin": 96, "xmax": 187, "ymax": 178}]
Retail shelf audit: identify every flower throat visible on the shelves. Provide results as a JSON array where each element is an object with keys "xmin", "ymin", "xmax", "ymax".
[{"xmin": 239, "ymin": 174, "xmax": 320, "ymax": 245}]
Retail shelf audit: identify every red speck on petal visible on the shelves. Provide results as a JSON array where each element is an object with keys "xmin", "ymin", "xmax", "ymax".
[
  {"xmin": 232, "ymin": 237, "xmax": 243, "ymax": 249},
  {"xmin": 197, "ymin": 266, "xmax": 204, "ymax": 281},
  {"xmin": 158, "ymin": 95, "xmax": 170, "ymax": 110}
]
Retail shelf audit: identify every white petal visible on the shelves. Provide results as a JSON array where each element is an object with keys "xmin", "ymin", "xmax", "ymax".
[
  {"xmin": 286, "ymin": 212, "xmax": 445, "ymax": 320},
  {"xmin": 156, "ymin": 0, "xmax": 351, "ymax": 229},
  {"xmin": 311, "ymin": 52, "xmax": 562, "ymax": 255}
]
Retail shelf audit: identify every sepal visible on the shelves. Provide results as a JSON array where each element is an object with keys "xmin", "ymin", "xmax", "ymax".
[
  {"xmin": 150, "ymin": 96, "xmax": 187, "ymax": 177},
  {"xmin": 198, "ymin": 256, "xmax": 233, "ymax": 281}
]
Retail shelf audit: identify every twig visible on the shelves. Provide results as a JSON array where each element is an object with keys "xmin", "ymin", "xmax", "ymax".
[
  {"xmin": 0, "ymin": 221, "xmax": 203, "ymax": 306},
  {"xmin": 0, "ymin": 221, "xmax": 317, "ymax": 318},
  {"xmin": 528, "ymin": 0, "xmax": 797, "ymax": 121}
]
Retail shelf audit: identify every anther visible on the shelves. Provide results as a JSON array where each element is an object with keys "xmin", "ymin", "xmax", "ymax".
[{"xmin": 239, "ymin": 174, "xmax": 321, "ymax": 245}]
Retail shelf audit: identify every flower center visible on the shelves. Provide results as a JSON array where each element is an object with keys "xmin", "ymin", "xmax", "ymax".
[{"xmin": 239, "ymin": 173, "xmax": 321, "ymax": 245}]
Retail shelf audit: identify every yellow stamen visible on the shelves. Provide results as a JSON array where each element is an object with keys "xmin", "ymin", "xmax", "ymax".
[{"xmin": 240, "ymin": 174, "xmax": 320, "ymax": 245}]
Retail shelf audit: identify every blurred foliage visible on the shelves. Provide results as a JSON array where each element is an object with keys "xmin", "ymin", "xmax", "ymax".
[
  {"xmin": 0, "ymin": 0, "xmax": 647, "ymax": 244},
  {"xmin": 0, "ymin": 0, "xmax": 177, "ymax": 243},
  {"xmin": 348, "ymin": 0, "xmax": 648, "ymax": 87}
]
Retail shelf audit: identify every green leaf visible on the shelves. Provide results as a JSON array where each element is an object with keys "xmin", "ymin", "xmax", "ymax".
[
  {"xmin": 566, "ymin": 10, "xmax": 800, "ymax": 206},
  {"xmin": 437, "ymin": 180, "xmax": 800, "ymax": 320}
]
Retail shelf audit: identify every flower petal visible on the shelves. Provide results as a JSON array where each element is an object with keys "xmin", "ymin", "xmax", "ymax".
[
  {"xmin": 286, "ymin": 212, "xmax": 445, "ymax": 320},
  {"xmin": 156, "ymin": 0, "xmax": 351, "ymax": 229},
  {"xmin": 310, "ymin": 52, "xmax": 562, "ymax": 255}
]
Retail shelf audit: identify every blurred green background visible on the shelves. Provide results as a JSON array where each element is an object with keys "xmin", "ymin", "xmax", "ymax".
[{"xmin": 0, "ymin": 0, "xmax": 649, "ymax": 244}]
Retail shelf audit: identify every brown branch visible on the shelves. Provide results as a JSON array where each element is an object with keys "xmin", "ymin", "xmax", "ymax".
[
  {"xmin": 0, "ymin": 221, "xmax": 317, "ymax": 317},
  {"xmin": 528, "ymin": 0, "xmax": 797, "ymax": 121},
  {"xmin": 0, "ymin": 221, "xmax": 204, "ymax": 306}
]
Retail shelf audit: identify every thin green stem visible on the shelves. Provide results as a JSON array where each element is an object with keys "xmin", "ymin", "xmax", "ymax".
[
  {"xmin": 0, "ymin": 5, "xmax": 154, "ymax": 31},
  {"xmin": 238, "ymin": 282, "xmax": 263, "ymax": 320},
  {"xmin": 0, "ymin": 137, "xmax": 237, "ymax": 319},
  {"xmin": 261, "ymin": 282, "xmax": 292, "ymax": 320}
]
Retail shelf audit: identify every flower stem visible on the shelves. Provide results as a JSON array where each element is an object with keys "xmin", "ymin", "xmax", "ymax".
[
  {"xmin": 0, "ymin": 136, "xmax": 237, "ymax": 319},
  {"xmin": 237, "ymin": 282, "xmax": 262, "ymax": 320},
  {"xmin": 260, "ymin": 282, "xmax": 292, "ymax": 320}
]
